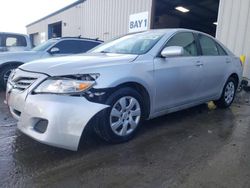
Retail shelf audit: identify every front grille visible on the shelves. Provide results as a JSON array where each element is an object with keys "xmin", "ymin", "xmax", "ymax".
[
  {"xmin": 12, "ymin": 77, "xmax": 37, "ymax": 91},
  {"xmin": 8, "ymin": 69, "xmax": 40, "ymax": 91}
]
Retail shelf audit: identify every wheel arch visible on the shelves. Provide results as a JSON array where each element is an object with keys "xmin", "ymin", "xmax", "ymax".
[
  {"xmin": 0, "ymin": 61, "xmax": 25, "ymax": 88},
  {"xmin": 0, "ymin": 61, "xmax": 24, "ymax": 70},
  {"xmin": 229, "ymin": 73, "xmax": 239, "ymax": 87},
  {"xmin": 218, "ymin": 72, "xmax": 240, "ymax": 99},
  {"xmin": 113, "ymin": 82, "xmax": 151, "ymax": 119}
]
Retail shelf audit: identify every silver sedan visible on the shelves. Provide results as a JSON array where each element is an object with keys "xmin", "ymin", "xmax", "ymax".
[{"xmin": 6, "ymin": 29, "xmax": 243, "ymax": 150}]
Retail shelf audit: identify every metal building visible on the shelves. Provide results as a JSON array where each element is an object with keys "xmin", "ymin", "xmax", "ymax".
[
  {"xmin": 27, "ymin": 0, "xmax": 153, "ymax": 44},
  {"xmin": 216, "ymin": 0, "xmax": 250, "ymax": 81},
  {"xmin": 27, "ymin": 0, "xmax": 219, "ymax": 43},
  {"xmin": 26, "ymin": 0, "xmax": 250, "ymax": 79}
]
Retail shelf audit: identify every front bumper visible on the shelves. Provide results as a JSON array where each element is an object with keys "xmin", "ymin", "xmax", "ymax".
[{"xmin": 6, "ymin": 70, "xmax": 108, "ymax": 151}]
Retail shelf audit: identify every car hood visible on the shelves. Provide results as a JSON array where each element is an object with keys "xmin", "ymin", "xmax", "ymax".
[
  {"xmin": 20, "ymin": 53, "xmax": 138, "ymax": 76},
  {"xmin": 0, "ymin": 51, "xmax": 42, "ymax": 64},
  {"xmin": 0, "ymin": 51, "xmax": 38, "ymax": 57}
]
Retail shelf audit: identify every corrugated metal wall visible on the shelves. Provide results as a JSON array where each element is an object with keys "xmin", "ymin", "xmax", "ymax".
[
  {"xmin": 216, "ymin": 0, "xmax": 250, "ymax": 79},
  {"xmin": 27, "ymin": 0, "xmax": 153, "ymax": 41}
]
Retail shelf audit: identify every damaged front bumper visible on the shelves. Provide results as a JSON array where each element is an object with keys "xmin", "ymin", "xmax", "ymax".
[{"xmin": 6, "ymin": 69, "xmax": 109, "ymax": 151}]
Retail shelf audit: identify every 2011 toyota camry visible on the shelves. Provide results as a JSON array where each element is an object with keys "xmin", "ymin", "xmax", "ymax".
[{"xmin": 6, "ymin": 29, "xmax": 243, "ymax": 151}]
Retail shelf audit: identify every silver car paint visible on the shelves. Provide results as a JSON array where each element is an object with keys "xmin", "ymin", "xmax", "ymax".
[
  {"xmin": 7, "ymin": 29, "xmax": 243, "ymax": 150},
  {"xmin": 0, "ymin": 51, "xmax": 47, "ymax": 65},
  {"xmin": 6, "ymin": 69, "xmax": 108, "ymax": 150}
]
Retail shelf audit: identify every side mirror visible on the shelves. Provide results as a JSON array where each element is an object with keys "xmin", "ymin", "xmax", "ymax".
[
  {"xmin": 161, "ymin": 46, "xmax": 184, "ymax": 58},
  {"xmin": 49, "ymin": 47, "xmax": 60, "ymax": 54}
]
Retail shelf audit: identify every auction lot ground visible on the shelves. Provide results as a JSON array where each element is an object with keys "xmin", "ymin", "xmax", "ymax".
[{"xmin": 1, "ymin": 91, "xmax": 250, "ymax": 188}]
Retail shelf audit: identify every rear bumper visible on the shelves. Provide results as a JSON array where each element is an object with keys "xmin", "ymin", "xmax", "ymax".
[{"xmin": 7, "ymin": 90, "xmax": 108, "ymax": 151}]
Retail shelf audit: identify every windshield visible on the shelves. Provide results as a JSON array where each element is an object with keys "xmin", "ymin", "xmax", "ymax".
[
  {"xmin": 90, "ymin": 31, "xmax": 164, "ymax": 55},
  {"xmin": 32, "ymin": 39, "xmax": 58, "ymax": 51}
]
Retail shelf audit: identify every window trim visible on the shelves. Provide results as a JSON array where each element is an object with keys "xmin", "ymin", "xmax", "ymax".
[
  {"xmin": 157, "ymin": 31, "xmax": 200, "ymax": 58},
  {"xmin": 193, "ymin": 33, "xmax": 202, "ymax": 56}
]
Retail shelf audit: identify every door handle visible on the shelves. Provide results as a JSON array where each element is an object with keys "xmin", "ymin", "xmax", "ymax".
[{"xmin": 226, "ymin": 59, "xmax": 231, "ymax": 63}]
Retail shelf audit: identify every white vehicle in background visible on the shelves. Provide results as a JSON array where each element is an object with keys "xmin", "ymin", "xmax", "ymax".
[
  {"xmin": 0, "ymin": 32, "xmax": 32, "ymax": 52},
  {"xmin": 0, "ymin": 37, "xmax": 103, "ymax": 89}
]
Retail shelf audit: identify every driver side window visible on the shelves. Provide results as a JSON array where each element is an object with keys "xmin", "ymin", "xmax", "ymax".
[
  {"xmin": 52, "ymin": 40, "xmax": 79, "ymax": 54},
  {"xmin": 165, "ymin": 32, "xmax": 198, "ymax": 56}
]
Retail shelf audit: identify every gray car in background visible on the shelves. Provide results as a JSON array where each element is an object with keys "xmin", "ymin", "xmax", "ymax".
[
  {"xmin": 0, "ymin": 37, "xmax": 102, "ymax": 89},
  {"xmin": 6, "ymin": 29, "xmax": 243, "ymax": 150}
]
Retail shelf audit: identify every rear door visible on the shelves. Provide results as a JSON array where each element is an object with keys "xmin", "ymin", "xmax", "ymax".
[
  {"xmin": 153, "ymin": 32, "xmax": 204, "ymax": 112},
  {"xmin": 197, "ymin": 34, "xmax": 229, "ymax": 99}
]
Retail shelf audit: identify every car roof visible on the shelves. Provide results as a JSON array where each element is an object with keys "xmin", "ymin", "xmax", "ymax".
[
  {"xmin": 146, "ymin": 28, "xmax": 211, "ymax": 36},
  {"xmin": 146, "ymin": 28, "xmax": 233, "ymax": 56},
  {"xmin": 0, "ymin": 32, "xmax": 28, "ymax": 37},
  {"xmin": 57, "ymin": 37, "xmax": 103, "ymax": 43}
]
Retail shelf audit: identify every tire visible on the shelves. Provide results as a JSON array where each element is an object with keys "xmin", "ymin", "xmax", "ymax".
[
  {"xmin": 93, "ymin": 87, "xmax": 144, "ymax": 143},
  {"xmin": 0, "ymin": 64, "xmax": 18, "ymax": 90},
  {"xmin": 215, "ymin": 77, "xmax": 237, "ymax": 108}
]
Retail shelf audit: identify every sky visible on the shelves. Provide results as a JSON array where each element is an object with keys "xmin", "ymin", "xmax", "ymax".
[{"xmin": 0, "ymin": 0, "xmax": 77, "ymax": 34}]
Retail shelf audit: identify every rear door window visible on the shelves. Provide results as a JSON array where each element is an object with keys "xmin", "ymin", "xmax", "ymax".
[
  {"xmin": 54, "ymin": 40, "xmax": 101, "ymax": 54},
  {"xmin": 199, "ymin": 34, "xmax": 219, "ymax": 56},
  {"xmin": 5, "ymin": 34, "xmax": 27, "ymax": 47},
  {"xmin": 216, "ymin": 43, "xmax": 228, "ymax": 56},
  {"xmin": 78, "ymin": 41, "xmax": 101, "ymax": 52},
  {"xmin": 165, "ymin": 32, "xmax": 198, "ymax": 56}
]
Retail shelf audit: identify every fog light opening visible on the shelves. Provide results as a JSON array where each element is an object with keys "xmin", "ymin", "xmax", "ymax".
[
  {"xmin": 34, "ymin": 119, "xmax": 48, "ymax": 133},
  {"xmin": 13, "ymin": 109, "xmax": 21, "ymax": 117}
]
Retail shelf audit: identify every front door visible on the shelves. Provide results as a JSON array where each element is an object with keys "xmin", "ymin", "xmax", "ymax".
[{"xmin": 153, "ymin": 32, "xmax": 203, "ymax": 113}]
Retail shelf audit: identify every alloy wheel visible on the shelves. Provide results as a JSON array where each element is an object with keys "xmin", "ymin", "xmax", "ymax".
[
  {"xmin": 224, "ymin": 81, "xmax": 235, "ymax": 104},
  {"xmin": 110, "ymin": 96, "xmax": 141, "ymax": 136}
]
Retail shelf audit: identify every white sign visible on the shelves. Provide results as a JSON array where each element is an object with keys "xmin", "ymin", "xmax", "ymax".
[{"xmin": 129, "ymin": 12, "xmax": 149, "ymax": 33}]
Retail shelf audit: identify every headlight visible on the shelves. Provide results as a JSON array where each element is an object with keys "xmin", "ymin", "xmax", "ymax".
[{"xmin": 34, "ymin": 74, "xmax": 98, "ymax": 94}]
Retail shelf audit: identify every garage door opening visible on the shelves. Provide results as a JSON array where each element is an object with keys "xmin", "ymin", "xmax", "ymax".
[
  {"xmin": 153, "ymin": 0, "xmax": 219, "ymax": 36},
  {"xmin": 30, "ymin": 33, "xmax": 39, "ymax": 47},
  {"xmin": 48, "ymin": 21, "xmax": 62, "ymax": 39}
]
